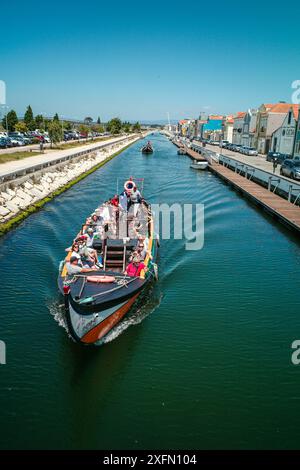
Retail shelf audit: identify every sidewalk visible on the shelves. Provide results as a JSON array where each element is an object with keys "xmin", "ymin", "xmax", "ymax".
[
  {"xmin": 0, "ymin": 135, "xmax": 132, "ymax": 179},
  {"xmin": 205, "ymin": 143, "xmax": 293, "ymax": 182}
]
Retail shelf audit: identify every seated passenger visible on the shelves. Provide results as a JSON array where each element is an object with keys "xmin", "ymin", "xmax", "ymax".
[
  {"xmin": 78, "ymin": 237, "xmax": 103, "ymax": 268},
  {"xmin": 110, "ymin": 194, "xmax": 119, "ymax": 207},
  {"xmin": 66, "ymin": 256, "xmax": 97, "ymax": 275},
  {"xmin": 86, "ymin": 227, "xmax": 95, "ymax": 247},
  {"xmin": 124, "ymin": 256, "xmax": 148, "ymax": 277},
  {"xmin": 137, "ymin": 236, "xmax": 152, "ymax": 260},
  {"xmin": 91, "ymin": 213, "xmax": 100, "ymax": 227},
  {"xmin": 71, "ymin": 242, "xmax": 83, "ymax": 265}
]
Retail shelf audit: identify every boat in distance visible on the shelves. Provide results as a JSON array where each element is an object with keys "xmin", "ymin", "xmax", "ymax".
[
  {"xmin": 141, "ymin": 141, "xmax": 154, "ymax": 153},
  {"xmin": 190, "ymin": 160, "xmax": 208, "ymax": 170},
  {"xmin": 58, "ymin": 178, "xmax": 159, "ymax": 345}
]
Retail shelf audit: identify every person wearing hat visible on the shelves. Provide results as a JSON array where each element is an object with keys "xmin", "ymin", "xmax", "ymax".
[
  {"xmin": 124, "ymin": 256, "xmax": 148, "ymax": 277},
  {"xmin": 66, "ymin": 256, "xmax": 97, "ymax": 275}
]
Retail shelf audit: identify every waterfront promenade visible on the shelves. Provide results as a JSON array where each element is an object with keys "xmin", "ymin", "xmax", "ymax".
[
  {"xmin": 0, "ymin": 135, "xmax": 135, "ymax": 181},
  {"xmin": 173, "ymin": 137, "xmax": 300, "ymax": 234}
]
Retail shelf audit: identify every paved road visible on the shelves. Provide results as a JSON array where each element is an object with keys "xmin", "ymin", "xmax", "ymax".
[
  {"xmin": 0, "ymin": 135, "xmax": 135, "ymax": 179},
  {"xmin": 0, "ymin": 137, "xmax": 100, "ymax": 155},
  {"xmin": 204, "ymin": 143, "xmax": 297, "ymax": 184}
]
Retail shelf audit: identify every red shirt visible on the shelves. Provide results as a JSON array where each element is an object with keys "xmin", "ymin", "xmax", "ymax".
[
  {"xmin": 126, "ymin": 262, "xmax": 145, "ymax": 277},
  {"xmin": 111, "ymin": 197, "xmax": 119, "ymax": 207}
]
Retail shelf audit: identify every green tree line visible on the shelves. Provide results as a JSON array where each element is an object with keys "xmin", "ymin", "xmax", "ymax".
[{"xmin": 1, "ymin": 106, "xmax": 142, "ymax": 136}]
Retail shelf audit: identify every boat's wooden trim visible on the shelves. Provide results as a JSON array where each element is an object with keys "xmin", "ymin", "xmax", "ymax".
[
  {"xmin": 140, "ymin": 215, "xmax": 154, "ymax": 279},
  {"xmin": 81, "ymin": 293, "xmax": 140, "ymax": 343}
]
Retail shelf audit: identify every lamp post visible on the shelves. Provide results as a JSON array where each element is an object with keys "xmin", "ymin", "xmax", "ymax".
[{"xmin": 1, "ymin": 105, "xmax": 9, "ymax": 134}]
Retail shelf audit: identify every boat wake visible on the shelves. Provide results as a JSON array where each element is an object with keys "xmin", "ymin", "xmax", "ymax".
[
  {"xmin": 48, "ymin": 300, "xmax": 74, "ymax": 340},
  {"xmin": 96, "ymin": 286, "xmax": 163, "ymax": 346}
]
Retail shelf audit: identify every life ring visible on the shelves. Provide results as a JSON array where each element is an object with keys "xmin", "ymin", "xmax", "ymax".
[
  {"xmin": 124, "ymin": 180, "xmax": 136, "ymax": 193},
  {"xmin": 87, "ymin": 275, "xmax": 115, "ymax": 283}
]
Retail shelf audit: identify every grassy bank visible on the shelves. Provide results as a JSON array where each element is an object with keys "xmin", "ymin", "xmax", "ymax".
[
  {"xmin": 0, "ymin": 140, "xmax": 137, "ymax": 237},
  {"xmin": 0, "ymin": 151, "xmax": 41, "ymax": 164},
  {"xmin": 51, "ymin": 136, "xmax": 111, "ymax": 151}
]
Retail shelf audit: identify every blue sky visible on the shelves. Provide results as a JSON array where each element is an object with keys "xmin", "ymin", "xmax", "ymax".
[{"xmin": 1, "ymin": 0, "xmax": 299, "ymax": 121}]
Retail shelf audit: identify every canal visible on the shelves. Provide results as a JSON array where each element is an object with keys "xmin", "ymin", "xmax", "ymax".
[{"xmin": 1, "ymin": 134, "xmax": 300, "ymax": 449}]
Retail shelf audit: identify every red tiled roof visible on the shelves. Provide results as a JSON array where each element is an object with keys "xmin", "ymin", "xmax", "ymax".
[
  {"xmin": 292, "ymin": 104, "xmax": 299, "ymax": 120},
  {"xmin": 234, "ymin": 112, "xmax": 246, "ymax": 119},
  {"xmin": 269, "ymin": 103, "xmax": 296, "ymax": 114},
  {"xmin": 209, "ymin": 115, "xmax": 223, "ymax": 120},
  {"xmin": 261, "ymin": 103, "xmax": 299, "ymax": 118}
]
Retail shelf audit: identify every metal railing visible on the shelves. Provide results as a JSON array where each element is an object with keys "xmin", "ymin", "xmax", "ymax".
[{"xmin": 0, "ymin": 136, "xmax": 134, "ymax": 185}]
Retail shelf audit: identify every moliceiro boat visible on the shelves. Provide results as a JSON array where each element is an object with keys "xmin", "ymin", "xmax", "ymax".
[
  {"xmin": 58, "ymin": 178, "xmax": 159, "ymax": 345},
  {"xmin": 141, "ymin": 141, "xmax": 154, "ymax": 153}
]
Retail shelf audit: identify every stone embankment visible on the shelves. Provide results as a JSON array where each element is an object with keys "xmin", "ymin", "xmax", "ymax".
[{"xmin": 0, "ymin": 135, "xmax": 140, "ymax": 232}]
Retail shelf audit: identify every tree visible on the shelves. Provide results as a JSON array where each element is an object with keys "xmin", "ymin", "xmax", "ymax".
[
  {"xmin": 44, "ymin": 119, "xmax": 51, "ymax": 131},
  {"xmin": 107, "ymin": 117, "xmax": 122, "ymax": 135},
  {"xmin": 84, "ymin": 116, "xmax": 93, "ymax": 125},
  {"xmin": 48, "ymin": 121, "xmax": 62, "ymax": 147},
  {"xmin": 53, "ymin": 113, "xmax": 60, "ymax": 122},
  {"xmin": 91, "ymin": 124, "xmax": 104, "ymax": 134},
  {"xmin": 35, "ymin": 114, "xmax": 45, "ymax": 130},
  {"xmin": 64, "ymin": 121, "xmax": 72, "ymax": 131},
  {"xmin": 123, "ymin": 122, "xmax": 131, "ymax": 133},
  {"xmin": 97, "ymin": 117, "xmax": 101, "ymax": 125},
  {"xmin": 79, "ymin": 124, "xmax": 89, "ymax": 140},
  {"xmin": 24, "ymin": 105, "xmax": 34, "ymax": 130},
  {"xmin": 2, "ymin": 110, "xmax": 18, "ymax": 132},
  {"xmin": 15, "ymin": 122, "xmax": 28, "ymax": 134},
  {"xmin": 132, "ymin": 121, "xmax": 141, "ymax": 133}
]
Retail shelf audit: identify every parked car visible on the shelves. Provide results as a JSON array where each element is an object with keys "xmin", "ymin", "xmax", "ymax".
[
  {"xmin": 230, "ymin": 144, "xmax": 242, "ymax": 152},
  {"xmin": 266, "ymin": 151, "xmax": 289, "ymax": 164},
  {"xmin": 223, "ymin": 142, "xmax": 232, "ymax": 149},
  {"xmin": 0, "ymin": 137, "xmax": 8, "ymax": 148},
  {"xmin": 9, "ymin": 137, "xmax": 24, "ymax": 146},
  {"xmin": 209, "ymin": 140, "xmax": 220, "ymax": 146},
  {"xmin": 239, "ymin": 146, "xmax": 248, "ymax": 154},
  {"xmin": 219, "ymin": 140, "xmax": 229, "ymax": 148},
  {"xmin": 266, "ymin": 151, "xmax": 281, "ymax": 162},
  {"xmin": 245, "ymin": 147, "xmax": 258, "ymax": 156},
  {"xmin": 280, "ymin": 159, "xmax": 300, "ymax": 180},
  {"xmin": 0, "ymin": 137, "xmax": 13, "ymax": 148}
]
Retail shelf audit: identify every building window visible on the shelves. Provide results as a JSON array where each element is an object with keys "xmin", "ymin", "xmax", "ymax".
[{"xmin": 288, "ymin": 111, "xmax": 292, "ymax": 125}]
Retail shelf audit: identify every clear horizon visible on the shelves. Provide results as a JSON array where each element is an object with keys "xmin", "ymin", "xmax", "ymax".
[{"xmin": 1, "ymin": 0, "xmax": 299, "ymax": 121}]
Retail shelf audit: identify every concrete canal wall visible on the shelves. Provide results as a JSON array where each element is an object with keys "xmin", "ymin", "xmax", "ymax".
[{"xmin": 0, "ymin": 134, "xmax": 142, "ymax": 235}]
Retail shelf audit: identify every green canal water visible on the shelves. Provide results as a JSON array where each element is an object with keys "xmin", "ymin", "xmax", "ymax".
[{"xmin": 1, "ymin": 134, "xmax": 300, "ymax": 449}]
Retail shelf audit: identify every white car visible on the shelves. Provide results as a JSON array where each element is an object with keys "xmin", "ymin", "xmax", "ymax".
[
  {"xmin": 244, "ymin": 147, "xmax": 258, "ymax": 156},
  {"xmin": 9, "ymin": 137, "xmax": 24, "ymax": 146}
]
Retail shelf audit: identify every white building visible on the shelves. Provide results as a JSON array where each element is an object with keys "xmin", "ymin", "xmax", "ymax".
[
  {"xmin": 223, "ymin": 116, "xmax": 234, "ymax": 143},
  {"xmin": 255, "ymin": 103, "xmax": 297, "ymax": 154},
  {"xmin": 271, "ymin": 105, "xmax": 299, "ymax": 156},
  {"xmin": 241, "ymin": 109, "xmax": 257, "ymax": 147},
  {"xmin": 232, "ymin": 112, "xmax": 246, "ymax": 145}
]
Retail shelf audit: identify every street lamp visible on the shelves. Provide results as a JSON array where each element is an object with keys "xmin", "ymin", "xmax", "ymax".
[{"xmin": 1, "ymin": 105, "xmax": 9, "ymax": 134}]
